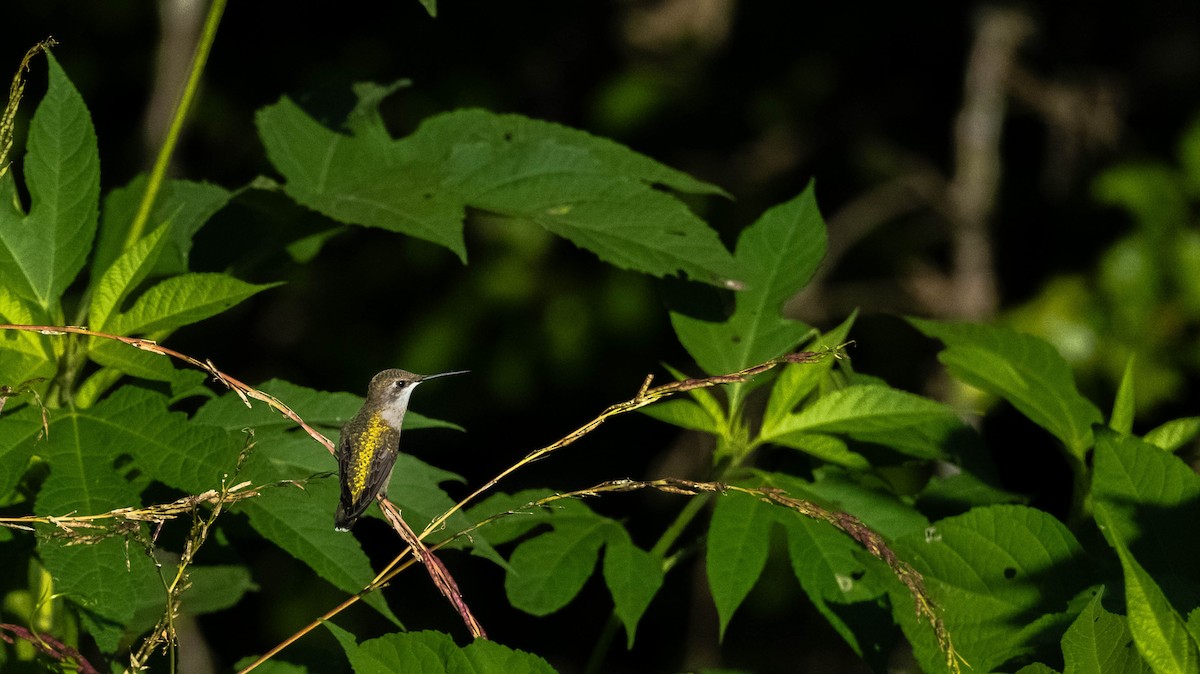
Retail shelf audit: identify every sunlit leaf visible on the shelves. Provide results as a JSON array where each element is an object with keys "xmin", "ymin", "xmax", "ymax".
[
  {"xmin": 909, "ymin": 319, "xmax": 1102, "ymax": 457},
  {"xmin": 258, "ymin": 99, "xmax": 737, "ymax": 286},
  {"xmin": 327, "ymin": 622, "xmax": 555, "ymax": 673},
  {"xmin": 706, "ymin": 490, "xmax": 772, "ymax": 640},
  {"xmin": 0, "ymin": 51, "xmax": 99, "ymax": 310}
]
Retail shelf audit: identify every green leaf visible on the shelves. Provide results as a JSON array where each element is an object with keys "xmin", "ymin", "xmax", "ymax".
[
  {"xmin": 706, "ymin": 491, "xmax": 773, "ymax": 640},
  {"xmin": 1092, "ymin": 432, "xmax": 1200, "ymax": 612},
  {"xmin": 504, "ymin": 502, "xmax": 609, "ymax": 615},
  {"xmin": 31, "ymin": 389, "xmax": 177, "ymax": 646},
  {"xmin": 768, "ymin": 432, "xmax": 869, "ymax": 469},
  {"xmin": 909, "ymin": 319, "xmax": 1102, "ymax": 457},
  {"xmin": 235, "ymin": 478, "xmax": 401, "ymax": 626},
  {"xmin": 96, "ymin": 387, "xmax": 245, "ymax": 494},
  {"xmin": 0, "ymin": 51, "xmax": 99, "ymax": 310},
  {"xmin": 1111, "ymin": 356, "xmax": 1136, "ymax": 434},
  {"xmin": 257, "ymin": 99, "xmax": 737, "ymax": 285},
  {"xmin": 1100, "ymin": 511, "xmax": 1200, "ymax": 674},
  {"xmin": 108, "ymin": 272, "xmax": 280, "ymax": 335},
  {"xmin": 1143, "ymin": 417, "xmax": 1200, "ymax": 452},
  {"xmin": 0, "ymin": 404, "xmax": 44, "ymax": 503},
  {"xmin": 640, "ymin": 398, "xmax": 720, "ymax": 433},
  {"xmin": 763, "ymin": 312, "xmax": 856, "ymax": 429},
  {"xmin": 670, "ymin": 184, "xmax": 825, "ymax": 387},
  {"xmin": 1061, "ymin": 589, "xmax": 1152, "ymax": 674},
  {"xmin": 762, "ymin": 384, "xmax": 959, "ymax": 460},
  {"xmin": 0, "ymin": 279, "xmax": 50, "ymax": 328},
  {"xmin": 180, "ymin": 564, "xmax": 257, "ymax": 615},
  {"xmin": 127, "ymin": 563, "xmax": 258, "ymax": 638},
  {"xmin": 88, "ymin": 225, "xmax": 169, "ymax": 331},
  {"xmin": 776, "ymin": 504, "xmax": 892, "ymax": 666},
  {"xmin": 661, "ymin": 361, "xmax": 726, "ymax": 430},
  {"xmin": 327, "ymin": 622, "xmax": 555, "ymax": 674},
  {"xmin": 799, "ymin": 468, "xmax": 931, "ymax": 541},
  {"xmin": 416, "ymin": 0, "xmax": 437, "ymax": 18},
  {"xmin": 465, "ymin": 489, "xmax": 556, "ymax": 548},
  {"xmin": 1094, "ymin": 164, "xmax": 1187, "ymax": 240},
  {"xmin": 917, "ymin": 471, "xmax": 1027, "ymax": 512},
  {"xmin": 383, "ymin": 453, "xmax": 484, "ymax": 556},
  {"xmin": 892, "ymin": 505, "xmax": 1092, "ymax": 673},
  {"xmin": 86, "ymin": 338, "xmax": 209, "ymax": 400},
  {"xmin": 0, "ymin": 289, "xmax": 56, "ymax": 389},
  {"xmin": 603, "ymin": 527, "xmax": 663, "ymax": 648},
  {"xmin": 91, "ymin": 175, "xmax": 231, "ymax": 284}
]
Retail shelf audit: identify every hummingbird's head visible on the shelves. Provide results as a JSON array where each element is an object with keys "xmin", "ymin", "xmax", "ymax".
[
  {"xmin": 366, "ymin": 369, "xmax": 422, "ymax": 422},
  {"xmin": 365, "ymin": 368, "xmax": 468, "ymax": 426}
]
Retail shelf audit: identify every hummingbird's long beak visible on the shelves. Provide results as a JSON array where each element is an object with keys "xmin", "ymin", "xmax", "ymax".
[{"xmin": 418, "ymin": 369, "xmax": 469, "ymax": 382}]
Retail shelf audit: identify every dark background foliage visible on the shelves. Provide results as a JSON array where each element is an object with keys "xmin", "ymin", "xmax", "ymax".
[{"xmin": 4, "ymin": 2, "xmax": 1200, "ymax": 671}]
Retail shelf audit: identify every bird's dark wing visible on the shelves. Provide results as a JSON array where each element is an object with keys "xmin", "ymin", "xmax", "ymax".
[{"xmin": 335, "ymin": 413, "xmax": 400, "ymax": 531}]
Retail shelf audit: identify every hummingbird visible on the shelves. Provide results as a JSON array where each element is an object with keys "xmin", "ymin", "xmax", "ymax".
[{"xmin": 335, "ymin": 368, "xmax": 467, "ymax": 531}]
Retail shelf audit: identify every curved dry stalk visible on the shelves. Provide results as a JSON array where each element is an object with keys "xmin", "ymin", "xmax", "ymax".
[
  {"xmin": 429, "ymin": 478, "xmax": 963, "ymax": 674},
  {"xmin": 418, "ymin": 346, "xmax": 845, "ymax": 542},
  {"xmin": 0, "ymin": 482, "xmax": 262, "ymax": 534}
]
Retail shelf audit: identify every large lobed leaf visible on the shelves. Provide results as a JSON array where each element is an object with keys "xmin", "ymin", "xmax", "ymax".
[
  {"xmin": 257, "ymin": 96, "xmax": 738, "ymax": 286},
  {"xmin": 670, "ymin": 183, "xmax": 825, "ymax": 384},
  {"xmin": 31, "ymin": 388, "xmax": 213, "ymax": 650},
  {"xmin": 0, "ymin": 50, "xmax": 99, "ymax": 311},
  {"xmin": 0, "ymin": 404, "xmax": 43, "ymax": 500}
]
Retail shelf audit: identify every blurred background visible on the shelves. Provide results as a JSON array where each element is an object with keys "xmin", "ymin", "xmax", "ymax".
[{"xmin": 4, "ymin": 1, "xmax": 1200, "ymax": 671}]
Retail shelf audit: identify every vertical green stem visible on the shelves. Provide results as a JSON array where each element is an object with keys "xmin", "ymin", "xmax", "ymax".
[
  {"xmin": 123, "ymin": 0, "xmax": 228, "ymax": 250},
  {"xmin": 1067, "ymin": 453, "xmax": 1092, "ymax": 528}
]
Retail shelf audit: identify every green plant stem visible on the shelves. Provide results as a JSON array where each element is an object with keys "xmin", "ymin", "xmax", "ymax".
[
  {"xmin": 124, "ymin": 0, "xmax": 227, "ymax": 251},
  {"xmin": 1067, "ymin": 453, "xmax": 1092, "ymax": 528},
  {"xmin": 66, "ymin": 0, "xmax": 227, "ymax": 395}
]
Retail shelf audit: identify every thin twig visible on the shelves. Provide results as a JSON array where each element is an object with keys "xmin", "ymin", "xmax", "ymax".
[
  {"xmin": 432, "ymin": 478, "xmax": 963, "ymax": 674},
  {"xmin": 418, "ymin": 348, "xmax": 839, "ymax": 541},
  {"xmin": 0, "ymin": 623, "xmax": 99, "ymax": 674}
]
